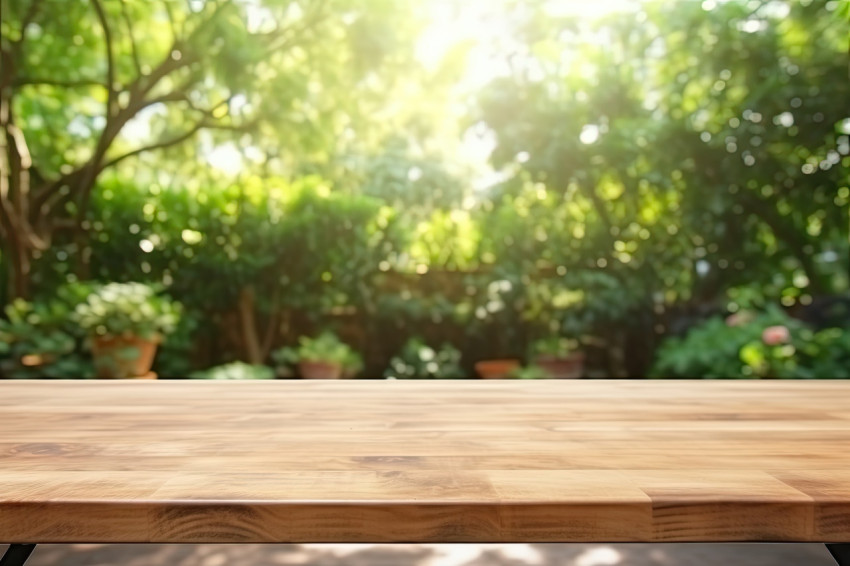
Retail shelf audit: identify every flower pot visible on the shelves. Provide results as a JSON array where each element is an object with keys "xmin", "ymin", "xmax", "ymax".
[
  {"xmin": 535, "ymin": 352, "xmax": 585, "ymax": 379},
  {"xmin": 91, "ymin": 335, "xmax": 159, "ymax": 379},
  {"xmin": 299, "ymin": 360, "xmax": 343, "ymax": 379},
  {"xmin": 475, "ymin": 359, "xmax": 520, "ymax": 379}
]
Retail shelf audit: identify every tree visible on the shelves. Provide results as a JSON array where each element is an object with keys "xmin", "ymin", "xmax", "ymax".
[
  {"xmin": 0, "ymin": 0, "xmax": 420, "ymax": 300},
  {"xmin": 476, "ymin": 0, "xmax": 849, "ymax": 305},
  {"xmin": 470, "ymin": 0, "xmax": 849, "ymax": 374}
]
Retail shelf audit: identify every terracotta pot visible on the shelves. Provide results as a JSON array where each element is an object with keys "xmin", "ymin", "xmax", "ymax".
[
  {"xmin": 475, "ymin": 359, "xmax": 520, "ymax": 379},
  {"xmin": 535, "ymin": 352, "xmax": 585, "ymax": 379},
  {"xmin": 91, "ymin": 335, "xmax": 159, "ymax": 379},
  {"xmin": 299, "ymin": 360, "xmax": 343, "ymax": 379}
]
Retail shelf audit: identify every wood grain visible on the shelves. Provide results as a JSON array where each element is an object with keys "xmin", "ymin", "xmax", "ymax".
[{"xmin": 1, "ymin": 380, "xmax": 848, "ymax": 543}]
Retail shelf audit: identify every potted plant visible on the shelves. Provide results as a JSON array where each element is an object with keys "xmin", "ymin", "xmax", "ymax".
[
  {"xmin": 190, "ymin": 361, "xmax": 275, "ymax": 380},
  {"xmin": 274, "ymin": 331, "xmax": 362, "ymax": 379},
  {"xmin": 74, "ymin": 282, "xmax": 181, "ymax": 379},
  {"xmin": 384, "ymin": 338, "xmax": 465, "ymax": 379},
  {"xmin": 0, "ymin": 282, "xmax": 96, "ymax": 378},
  {"xmin": 530, "ymin": 336, "xmax": 585, "ymax": 378},
  {"xmin": 474, "ymin": 358, "xmax": 520, "ymax": 379},
  {"xmin": 508, "ymin": 364, "xmax": 550, "ymax": 379}
]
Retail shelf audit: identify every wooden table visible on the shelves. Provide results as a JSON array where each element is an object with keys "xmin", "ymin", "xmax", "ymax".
[{"xmin": 1, "ymin": 380, "xmax": 849, "ymax": 566}]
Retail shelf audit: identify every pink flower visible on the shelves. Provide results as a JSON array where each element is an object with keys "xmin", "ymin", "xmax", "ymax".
[
  {"xmin": 726, "ymin": 311, "xmax": 755, "ymax": 327},
  {"xmin": 762, "ymin": 325, "xmax": 790, "ymax": 346}
]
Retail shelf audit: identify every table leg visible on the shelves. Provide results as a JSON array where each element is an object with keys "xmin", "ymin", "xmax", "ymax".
[
  {"xmin": 828, "ymin": 544, "xmax": 850, "ymax": 566},
  {"xmin": 0, "ymin": 545, "xmax": 36, "ymax": 566}
]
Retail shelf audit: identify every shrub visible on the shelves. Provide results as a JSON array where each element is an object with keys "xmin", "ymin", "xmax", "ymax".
[
  {"xmin": 530, "ymin": 336, "xmax": 580, "ymax": 357},
  {"xmin": 190, "ymin": 362, "xmax": 275, "ymax": 380},
  {"xmin": 508, "ymin": 365, "xmax": 550, "ymax": 379},
  {"xmin": 0, "ymin": 282, "xmax": 95, "ymax": 378},
  {"xmin": 651, "ymin": 305, "xmax": 850, "ymax": 378},
  {"xmin": 384, "ymin": 338, "xmax": 464, "ymax": 379}
]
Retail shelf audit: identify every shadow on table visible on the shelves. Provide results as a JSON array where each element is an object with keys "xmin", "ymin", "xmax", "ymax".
[{"xmin": 18, "ymin": 542, "xmax": 836, "ymax": 566}]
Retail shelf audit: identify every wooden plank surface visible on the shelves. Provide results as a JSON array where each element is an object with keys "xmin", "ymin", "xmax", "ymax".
[{"xmin": 0, "ymin": 379, "xmax": 848, "ymax": 543}]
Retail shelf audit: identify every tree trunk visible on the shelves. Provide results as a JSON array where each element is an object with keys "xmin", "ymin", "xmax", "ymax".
[
  {"xmin": 4, "ymin": 238, "xmax": 31, "ymax": 301},
  {"xmin": 0, "ymin": 93, "xmax": 35, "ymax": 300},
  {"xmin": 237, "ymin": 285, "xmax": 264, "ymax": 365}
]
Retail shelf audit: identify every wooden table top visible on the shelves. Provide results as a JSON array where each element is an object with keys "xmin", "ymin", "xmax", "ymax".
[{"xmin": 1, "ymin": 379, "xmax": 849, "ymax": 544}]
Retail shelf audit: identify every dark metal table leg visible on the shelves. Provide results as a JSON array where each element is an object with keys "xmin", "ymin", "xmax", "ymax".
[
  {"xmin": 0, "ymin": 545, "xmax": 36, "ymax": 566},
  {"xmin": 828, "ymin": 544, "xmax": 850, "ymax": 566}
]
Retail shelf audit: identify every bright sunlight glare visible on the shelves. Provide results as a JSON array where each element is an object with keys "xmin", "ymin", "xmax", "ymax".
[
  {"xmin": 416, "ymin": 0, "xmax": 639, "ymax": 88},
  {"xmin": 126, "ymin": 0, "xmax": 642, "ymax": 182},
  {"xmin": 416, "ymin": 0, "xmax": 641, "ymax": 190},
  {"xmin": 206, "ymin": 143, "xmax": 243, "ymax": 176}
]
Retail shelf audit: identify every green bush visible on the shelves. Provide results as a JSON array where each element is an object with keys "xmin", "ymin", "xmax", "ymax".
[
  {"xmin": 190, "ymin": 362, "xmax": 275, "ymax": 380},
  {"xmin": 792, "ymin": 326, "xmax": 850, "ymax": 379},
  {"xmin": 530, "ymin": 336, "xmax": 580, "ymax": 357},
  {"xmin": 384, "ymin": 338, "xmax": 464, "ymax": 379},
  {"xmin": 508, "ymin": 365, "xmax": 550, "ymax": 379},
  {"xmin": 651, "ymin": 305, "xmax": 850, "ymax": 378},
  {"xmin": 88, "ymin": 176, "xmax": 405, "ymax": 319},
  {"xmin": 0, "ymin": 282, "xmax": 95, "ymax": 378}
]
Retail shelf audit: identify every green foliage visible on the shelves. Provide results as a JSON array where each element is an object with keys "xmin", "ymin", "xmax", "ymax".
[
  {"xmin": 274, "ymin": 331, "xmax": 363, "ymax": 373},
  {"xmin": 153, "ymin": 312, "xmax": 200, "ymax": 378},
  {"xmin": 270, "ymin": 345, "xmax": 300, "ymax": 370},
  {"xmin": 1, "ymin": 0, "xmax": 427, "ymax": 185},
  {"xmin": 0, "ymin": 0, "xmax": 439, "ymax": 301},
  {"xmin": 384, "ymin": 338, "xmax": 465, "ymax": 379},
  {"xmin": 354, "ymin": 137, "xmax": 468, "ymax": 215},
  {"xmin": 476, "ymin": 0, "xmax": 850, "ymax": 309},
  {"xmin": 798, "ymin": 327, "xmax": 850, "ymax": 378},
  {"xmin": 651, "ymin": 305, "xmax": 850, "ymax": 378},
  {"xmin": 530, "ymin": 336, "xmax": 579, "ymax": 357},
  {"xmin": 0, "ymin": 282, "xmax": 95, "ymax": 378},
  {"xmin": 408, "ymin": 209, "xmax": 480, "ymax": 271},
  {"xmin": 74, "ymin": 282, "xmax": 181, "ymax": 340},
  {"xmin": 508, "ymin": 365, "xmax": 550, "ymax": 379},
  {"xmin": 276, "ymin": 180, "xmax": 405, "ymax": 314},
  {"xmin": 3, "ymin": 0, "xmax": 849, "ymax": 378},
  {"xmin": 190, "ymin": 362, "xmax": 275, "ymax": 380},
  {"xmin": 87, "ymin": 175, "xmax": 403, "ymax": 317}
]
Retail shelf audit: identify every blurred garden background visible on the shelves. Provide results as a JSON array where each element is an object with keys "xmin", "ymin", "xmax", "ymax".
[{"xmin": 1, "ymin": 0, "xmax": 849, "ymax": 379}]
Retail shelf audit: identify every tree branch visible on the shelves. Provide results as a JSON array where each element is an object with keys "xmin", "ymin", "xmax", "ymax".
[
  {"xmin": 91, "ymin": 0, "xmax": 116, "ymax": 113},
  {"xmin": 97, "ymin": 115, "xmax": 257, "ymax": 173},
  {"xmin": 139, "ymin": 68, "xmax": 206, "ymax": 110},
  {"xmin": 28, "ymin": 49, "xmax": 199, "ymax": 211},
  {"xmin": 12, "ymin": 77, "xmax": 108, "ymax": 89},
  {"xmin": 261, "ymin": 0, "xmax": 329, "ymax": 56},
  {"xmin": 12, "ymin": 0, "xmax": 45, "ymax": 50},
  {"xmin": 120, "ymin": 0, "xmax": 143, "ymax": 77},
  {"xmin": 186, "ymin": 0, "xmax": 237, "ymax": 46},
  {"xmin": 97, "ymin": 93, "xmax": 234, "ymax": 172},
  {"xmin": 1, "ymin": 98, "xmax": 49, "ymax": 252},
  {"xmin": 137, "ymin": 48, "xmax": 197, "ymax": 98},
  {"xmin": 166, "ymin": 0, "xmax": 189, "ymax": 39},
  {"xmin": 97, "ymin": 123, "xmax": 207, "ymax": 172},
  {"xmin": 70, "ymin": 0, "xmax": 128, "ymax": 228},
  {"xmin": 143, "ymin": 91, "xmax": 191, "ymax": 109}
]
